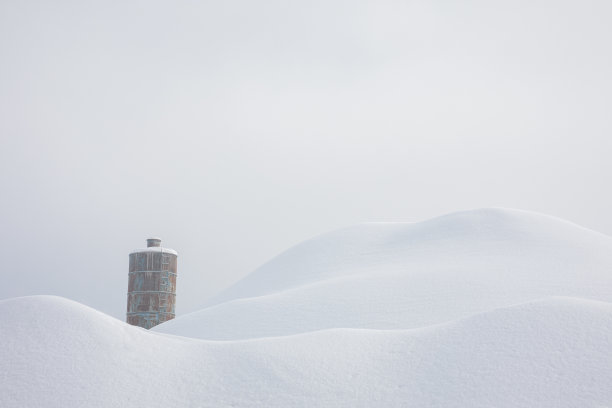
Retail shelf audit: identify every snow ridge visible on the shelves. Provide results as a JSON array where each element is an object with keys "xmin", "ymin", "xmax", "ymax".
[
  {"xmin": 156, "ymin": 208, "xmax": 612, "ymax": 340},
  {"xmin": 1, "ymin": 295, "xmax": 612, "ymax": 407},
  {"xmin": 3, "ymin": 208, "xmax": 612, "ymax": 407}
]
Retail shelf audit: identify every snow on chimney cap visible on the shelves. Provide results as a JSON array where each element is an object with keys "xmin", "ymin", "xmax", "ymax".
[{"xmin": 147, "ymin": 238, "xmax": 162, "ymax": 247}]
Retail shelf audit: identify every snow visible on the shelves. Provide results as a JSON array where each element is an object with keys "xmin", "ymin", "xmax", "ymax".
[
  {"xmin": 129, "ymin": 247, "xmax": 178, "ymax": 256},
  {"xmin": 156, "ymin": 208, "xmax": 612, "ymax": 340},
  {"xmin": 2, "ymin": 295, "xmax": 612, "ymax": 407},
  {"xmin": 2, "ymin": 208, "xmax": 612, "ymax": 407}
]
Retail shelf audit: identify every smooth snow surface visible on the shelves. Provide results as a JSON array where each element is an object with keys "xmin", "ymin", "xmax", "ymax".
[
  {"xmin": 3, "ymin": 208, "xmax": 612, "ymax": 407},
  {"xmin": 2, "ymin": 295, "xmax": 612, "ymax": 407},
  {"xmin": 157, "ymin": 209, "xmax": 612, "ymax": 340}
]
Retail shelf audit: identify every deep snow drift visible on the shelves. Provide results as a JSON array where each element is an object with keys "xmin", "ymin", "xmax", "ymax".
[
  {"xmin": 3, "ymin": 208, "xmax": 612, "ymax": 407},
  {"xmin": 156, "ymin": 208, "xmax": 612, "ymax": 340},
  {"xmin": 2, "ymin": 295, "xmax": 612, "ymax": 408}
]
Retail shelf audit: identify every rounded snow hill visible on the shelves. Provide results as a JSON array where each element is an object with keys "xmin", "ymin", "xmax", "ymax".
[
  {"xmin": 155, "ymin": 208, "xmax": 612, "ymax": 340},
  {"xmin": 2, "ymin": 295, "xmax": 612, "ymax": 408}
]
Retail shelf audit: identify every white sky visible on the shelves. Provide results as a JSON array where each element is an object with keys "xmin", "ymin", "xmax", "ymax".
[{"xmin": 1, "ymin": 0, "xmax": 611, "ymax": 319}]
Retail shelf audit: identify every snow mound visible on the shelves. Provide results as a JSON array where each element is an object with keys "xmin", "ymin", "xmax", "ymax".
[
  {"xmin": 2, "ymin": 295, "xmax": 612, "ymax": 408},
  {"xmin": 5, "ymin": 209, "xmax": 612, "ymax": 407},
  {"xmin": 156, "ymin": 208, "xmax": 612, "ymax": 340}
]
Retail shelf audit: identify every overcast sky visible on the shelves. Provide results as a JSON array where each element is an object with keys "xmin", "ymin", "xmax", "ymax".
[{"xmin": 1, "ymin": 0, "xmax": 611, "ymax": 319}]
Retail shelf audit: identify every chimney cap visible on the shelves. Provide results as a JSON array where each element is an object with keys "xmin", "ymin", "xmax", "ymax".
[{"xmin": 147, "ymin": 238, "xmax": 162, "ymax": 247}]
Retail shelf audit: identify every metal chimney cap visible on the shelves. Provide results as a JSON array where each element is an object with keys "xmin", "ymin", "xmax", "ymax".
[{"xmin": 147, "ymin": 238, "xmax": 162, "ymax": 247}]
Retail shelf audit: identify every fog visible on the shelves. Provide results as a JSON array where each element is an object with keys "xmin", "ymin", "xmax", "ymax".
[{"xmin": 1, "ymin": 0, "xmax": 611, "ymax": 319}]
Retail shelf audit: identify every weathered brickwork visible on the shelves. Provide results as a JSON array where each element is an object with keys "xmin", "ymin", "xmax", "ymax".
[{"xmin": 126, "ymin": 240, "xmax": 178, "ymax": 329}]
